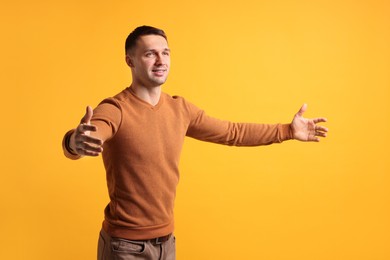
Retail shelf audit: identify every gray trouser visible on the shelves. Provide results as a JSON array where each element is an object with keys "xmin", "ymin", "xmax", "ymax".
[{"xmin": 98, "ymin": 229, "xmax": 176, "ymax": 260}]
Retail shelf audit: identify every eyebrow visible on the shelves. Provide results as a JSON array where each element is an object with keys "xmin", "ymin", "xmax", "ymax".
[{"xmin": 144, "ymin": 48, "xmax": 171, "ymax": 53}]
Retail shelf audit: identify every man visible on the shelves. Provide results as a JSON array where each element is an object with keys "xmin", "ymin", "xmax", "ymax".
[{"xmin": 62, "ymin": 25, "xmax": 328, "ymax": 260}]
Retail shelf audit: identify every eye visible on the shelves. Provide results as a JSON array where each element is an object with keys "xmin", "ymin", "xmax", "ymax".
[
  {"xmin": 163, "ymin": 51, "xmax": 170, "ymax": 56},
  {"xmin": 145, "ymin": 52, "xmax": 155, "ymax": 57}
]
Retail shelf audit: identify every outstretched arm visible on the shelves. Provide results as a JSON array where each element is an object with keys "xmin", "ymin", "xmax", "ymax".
[{"xmin": 291, "ymin": 104, "xmax": 328, "ymax": 142}]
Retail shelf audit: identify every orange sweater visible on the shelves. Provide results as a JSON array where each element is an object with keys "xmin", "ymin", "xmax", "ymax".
[{"xmin": 63, "ymin": 87, "xmax": 293, "ymax": 240}]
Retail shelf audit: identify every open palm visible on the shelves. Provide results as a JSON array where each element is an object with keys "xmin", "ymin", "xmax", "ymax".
[{"xmin": 291, "ymin": 104, "xmax": 328, "ymax": 142}]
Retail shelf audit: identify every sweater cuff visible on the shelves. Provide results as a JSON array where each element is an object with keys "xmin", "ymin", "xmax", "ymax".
[
  {"xmin": 62, "ymin": 129, "xmax": 82, "ymax": 160},
  {"xmin": 279, "ymin": 124, "xmax": 293, "ymax": 142}
]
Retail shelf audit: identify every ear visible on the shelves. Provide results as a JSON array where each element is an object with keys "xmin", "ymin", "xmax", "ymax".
[{"xmin": 125, "ymin": 55, "xmax": 134, "ymax": 67}]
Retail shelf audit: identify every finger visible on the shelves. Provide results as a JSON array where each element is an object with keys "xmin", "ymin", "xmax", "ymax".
[
  {"xmin": 76, "ymin": 135, "xmax": 103, "ymax": 146},
  {"xmin": 315, "ymin": 131, "xmax": 327, "ymax": 138},
  {"xmin": 315, "ymin": 125, "xmax": 329, "ymax": 133},
  {"xmin": 76, "ymin": 142, "xmax": 103, "ymax": 154},
  {"xmin": 76, "ymin": 149, "xmax": 101, "ymax": 157},
  {"xmin": 313, "ymin": 117, "xmax": 327, "ymax": 124},
  {"xmin": 80, "ymin": 106, "xmax": 93, "ymax": 124},
  {"xmin": 296, "ymin": 103, "xmax": 307, "ymax": 117},
  {"xmin": 310, "ymin": 136, "xmax": 320, "ymax": 142},
  {"xmin": 77, "ymin": 124, "xmax": 97, "ymax": 133}
]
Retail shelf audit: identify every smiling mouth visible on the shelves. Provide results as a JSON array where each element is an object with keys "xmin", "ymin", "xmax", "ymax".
[{"xmin": 152, "ymin": 69, "xmax": 167, "ymax": 76}]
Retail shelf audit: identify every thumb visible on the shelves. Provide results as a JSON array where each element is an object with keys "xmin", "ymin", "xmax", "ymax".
[
  {"xmin": 296, "ymin": 103, "xmax": 307, "ymax": 117},
  {"xmin": 80, "ymin": 106, "xmax": 93, "ymax": 124}
]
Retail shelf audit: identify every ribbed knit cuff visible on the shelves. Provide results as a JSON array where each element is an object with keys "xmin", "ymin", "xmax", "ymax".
[
  {"xmin": 280, "ymin": 124, "xmax": 293, "ymax": 141},
  {"xmin": 62, "ymin": 129, "xmax": 82, "ymax": 160}
]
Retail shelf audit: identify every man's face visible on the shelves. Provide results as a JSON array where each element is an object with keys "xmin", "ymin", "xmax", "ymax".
[{"xmin": 127, "ymin": 35, "xmax": 170, "ymax": 88}]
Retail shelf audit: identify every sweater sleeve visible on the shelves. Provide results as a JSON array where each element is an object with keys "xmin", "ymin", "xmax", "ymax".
[
  {"xmin": 91, "ymin": 98, "xmax": 123, "ymax": 143},
  {"xmin": 61, "ymin": 98, "xmax": 122, "ymax": 160},
  {"xmin": 185, "ymin": 102, "xmax": 293, "ymax": 146}
]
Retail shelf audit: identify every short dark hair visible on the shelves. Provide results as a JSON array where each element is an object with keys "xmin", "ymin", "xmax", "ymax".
[{"xmin": 125, "ymin": 25, "xmax": 167, "ymax": 54}]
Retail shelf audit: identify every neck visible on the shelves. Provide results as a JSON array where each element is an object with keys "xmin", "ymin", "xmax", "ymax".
[{"xmin": 130, "ymin": 83, "xmax": 162, "ymax": 106}]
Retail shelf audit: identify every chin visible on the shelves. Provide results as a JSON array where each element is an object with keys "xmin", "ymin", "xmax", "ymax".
[{"xmin": 153, "ymin": 78, "xmax": 168, "ymax": 85}]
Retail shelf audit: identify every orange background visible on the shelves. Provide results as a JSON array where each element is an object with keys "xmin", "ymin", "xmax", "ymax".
[{"xmin": 1, "ymin": 0, "xmax": 389, "ymax": 259}]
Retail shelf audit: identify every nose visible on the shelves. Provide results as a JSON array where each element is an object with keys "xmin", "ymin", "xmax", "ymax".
[{"xmin": 155, "ymin": 53, "xmax": 164, "ymax": 65}]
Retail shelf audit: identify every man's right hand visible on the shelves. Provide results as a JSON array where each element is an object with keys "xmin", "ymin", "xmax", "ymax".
[{"xmin": 69, "ymin": 106, "xmax": 103, "ymax": 156}]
